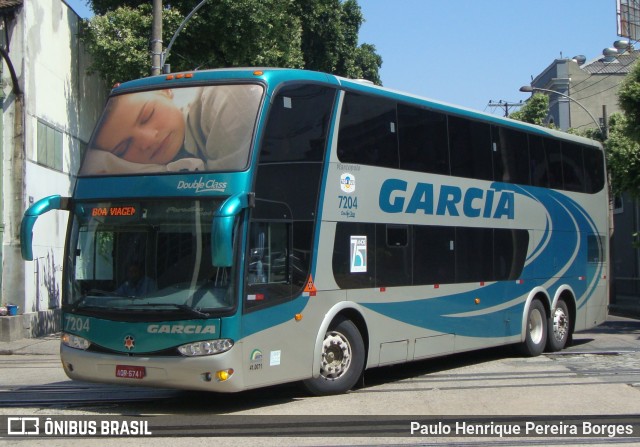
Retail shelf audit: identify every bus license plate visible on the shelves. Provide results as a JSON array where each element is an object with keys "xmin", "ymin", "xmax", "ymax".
[{"xmin": 115, "ymin": 365, "xmax": 146, "ymax": 379}]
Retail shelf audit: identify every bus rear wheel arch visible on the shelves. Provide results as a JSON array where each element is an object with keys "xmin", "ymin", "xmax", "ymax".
[{"xmin": 302, "ymin": 315, "xmax": 366, "ymax": 396}]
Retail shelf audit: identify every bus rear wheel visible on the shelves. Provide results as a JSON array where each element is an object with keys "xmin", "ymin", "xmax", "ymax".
[
  {"xmin": 518, "ymin": 299, "xmax": 547, "ymax": 356},
  {"xmin": 303, "ymin": 316, "xmax": 365, "ymax": 396},
  {"xmin": 546, "ymin": 299, "xmax": 570, "ymax": 352}
]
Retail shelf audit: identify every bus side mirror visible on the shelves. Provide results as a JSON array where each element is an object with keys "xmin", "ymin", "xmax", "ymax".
[
  {"xmin": 21, "ymin": 195, "xmax": 71, "ymax": 261},
  {"xmin": 211, "ymin": 193, "xmax": 254, "ymax": 267}
]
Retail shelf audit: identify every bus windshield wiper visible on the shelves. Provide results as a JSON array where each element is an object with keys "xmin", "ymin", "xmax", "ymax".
[
  {"xmin": 129, "ymin": 303, "xmax": 211, "ymax": 319},
  {"xmin": 70, "ymin": 289, "xmax": 113, "ymax": 311},
  {"xmin": 173, "ymin": 304, "xmax": 210, "ymax": 319}
]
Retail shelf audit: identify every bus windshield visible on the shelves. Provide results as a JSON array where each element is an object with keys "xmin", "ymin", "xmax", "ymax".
[
  {"xmin": 68, "ymin": 199, "xmax": 235, "ymax": 318},
  {"xmin": 79, "ymin": 84, "xmax": 264, "ymax": 176}
]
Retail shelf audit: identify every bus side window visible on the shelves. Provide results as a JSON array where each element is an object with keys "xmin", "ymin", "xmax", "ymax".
[
  {"xmin": 583, "ymin": 146, "xmax": 605, "ymax": 193},
  {"xmin": 75, "ymin": 229, "xmax": 115, "ymax": 293},
  {"xmin": 561, "ymin": 142, "xmax": 586, "ymax": 192},
  {"xmin": 249, "ymin": 83, "xmax": 335, "ymax": 310},
  {"xmin": 545, "ymin": 139, "xmax": 564, "ymax": 190},
  {"xmin": 398, "ymin": 104, "xmax": 449, "ymax": 175},
  {"xmin": 247, "ymin": 222, "xmax": 289, "ymax": 285},
  {"xmin": 338, "ymin": 92, "xmax": 399, "ymax": 168},
  {"xmin": 587, "ymin": 233, "xmax": 605, "ymax": 263},
  {"xmin": 529, "ymin": 135, "xmax": 549, "ymax": 188},
  {"xmin": 245, "ymin": 220, "xmax": 293, "ymax": 310},
  {"xmin": 492, "ymin": 126, "xmax": 530, "ymax": 185}
]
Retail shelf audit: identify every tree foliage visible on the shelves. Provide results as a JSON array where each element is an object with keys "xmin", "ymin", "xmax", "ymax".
[
  {"xmin": 603, "ymin": 113, "xmax": 640, "ymax": 197},
  {"xmin": 509, "ymin": 93, "xmax": 549, "ymax": 126},
  {"xmin": 608, "ymin": 59, "xmax": 640, "ymax": 198},
  {"xmin": 618, "ymin": 60, "xmax": 640, "ymax": 142},
  {"xmin": 80, "ymin": 4, "xmax": 183, "ymax": 86},
  {"xmin": 80, "ymin": 0, "xmax": 381, "ymax": 86}
]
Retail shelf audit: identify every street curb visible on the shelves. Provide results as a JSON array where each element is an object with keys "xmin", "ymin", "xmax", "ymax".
[{"xmin": 609, "ymin": 307, "xmax": 640, "ymax": 320}]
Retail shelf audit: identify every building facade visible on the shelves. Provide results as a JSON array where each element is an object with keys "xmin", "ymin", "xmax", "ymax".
[
  {"xmin": 528, "ymin": 41, "xmax": 640, "ymax": 317},
  {"xmin": 0, "ymin": 0, "xmax": 106, "ymax": 340},
  {"xmin": 530, "ymin": 41, "xmax": 638, "ymax": 133}
]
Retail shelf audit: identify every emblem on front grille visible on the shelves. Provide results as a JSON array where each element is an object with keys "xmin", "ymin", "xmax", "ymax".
[{"xmin": 124, "ymin": 335, "xmax": 135, "ymax": 350}]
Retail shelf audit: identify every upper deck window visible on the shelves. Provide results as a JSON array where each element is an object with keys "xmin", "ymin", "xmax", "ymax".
[
  {"xmin": 80, "ymin": 84, "xmax": 264, "ymax": 176},
  {"xmin": 335, "ymin": 91, "xmax": 605, "ymax": 194}
]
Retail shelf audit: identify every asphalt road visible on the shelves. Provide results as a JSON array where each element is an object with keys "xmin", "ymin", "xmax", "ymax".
[{"xmin": 0, "ymin": 315, "xmax": 639, "ymax": 446}]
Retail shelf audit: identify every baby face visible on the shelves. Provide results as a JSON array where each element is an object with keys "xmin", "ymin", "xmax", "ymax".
[{"xmin": 94, "ymin": 90, "xmax": 185, "ymax": 164}]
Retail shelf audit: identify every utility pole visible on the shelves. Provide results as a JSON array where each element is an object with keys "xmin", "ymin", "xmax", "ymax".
[
  {"xmin": 487, "ymin": 100, "xmax": 523, "ymax": 117},
  {"xmin": 161, "ymin": 0, "xmax": 210, "ymax": 73},
  {"xmin": 150, "ymin": 0, "xmax": 163, "ymax": 75}
]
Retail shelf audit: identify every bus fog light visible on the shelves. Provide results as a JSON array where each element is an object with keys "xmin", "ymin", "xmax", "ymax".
[
  {"xmin": 61, "ymin": 332, "xmax": 91, "ymax": 350},
  {"xmin": 216, "ymin": 369, "xmax": 234, "ymax": 382},
  {"xmin": 177, "ymin": 339, "xmax": 234, "ymax": 357}
]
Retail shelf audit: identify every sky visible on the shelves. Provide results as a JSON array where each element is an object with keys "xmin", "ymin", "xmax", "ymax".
[{"xmin": 65, "ymin": 0, "xmax": 624, "ymax": 115}]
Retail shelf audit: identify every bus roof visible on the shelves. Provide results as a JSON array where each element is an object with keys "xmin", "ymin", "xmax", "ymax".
[{"xmin": 111, "ymin": 67, "xmax": 602, "ymax": 149}]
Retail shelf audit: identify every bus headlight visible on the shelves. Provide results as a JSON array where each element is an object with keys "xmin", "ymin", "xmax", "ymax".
[
  {"xmin": 61, "ymin": 332, "xmax": 91, "ymax": 350},
  {"xmin": 177, "ymin": 339, "xmax": 234, "ymax": 357}
]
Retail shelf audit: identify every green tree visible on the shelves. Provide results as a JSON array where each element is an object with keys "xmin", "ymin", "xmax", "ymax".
[
  {"xmin": 293, "ymin": 0, "xmax": 381, "ymax": 83},
  {"xmin": 609, "ymin": 59, "xmax": 640, "ymax": 198},
  {"xmin": 81, "ymin": 0, "xmax": 381, "ymax": 86},
  {"xmin": 80, "ymin": 4, "xmax": 183, "ymax": 86},
  {"xmin": 603, "ymin": 113, "xmax": 640, "ymax": 197},
  {"xmin": 618, "ymin": 60, "xmax": 640, "ymax": 142},
  {"xmin": 509, "ymin": 93, "xmax": 550, "ymax": 126}
]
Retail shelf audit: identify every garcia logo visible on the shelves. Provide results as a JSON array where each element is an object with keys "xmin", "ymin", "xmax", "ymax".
[
  {"xmin": 147, "ymin": 324, "xmax": 217, "ymax": 334},
  {"xmin": 379, "ymin": 179, "xmax": 515, "ymax": 220},
  {"xmin": 177, "ymin": 177, "xmax": 228, "ymax": 193}
]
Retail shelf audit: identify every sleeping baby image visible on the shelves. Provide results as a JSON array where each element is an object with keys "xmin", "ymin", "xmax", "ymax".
[{"xmin": 80, "ymin": 84, "xmax": 263, "ymax": 175}]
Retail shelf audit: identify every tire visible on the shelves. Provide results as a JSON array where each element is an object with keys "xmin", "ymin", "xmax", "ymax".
[
  {"xmin": 546, "ymin": 299, "xmax": 570, "ymax": 352},
  {"xmin": 518, "ymin": 299, "xmax": 547, "ymax": 357},
  {"xmin": 302, "ymin": 316, "xmax": 365, "ymax": 396}
]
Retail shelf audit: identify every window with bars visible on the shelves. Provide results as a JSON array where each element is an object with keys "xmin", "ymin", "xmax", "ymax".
[{"xmin": 36, "ymin": 120, "xmax": 63, "ymax": 171}]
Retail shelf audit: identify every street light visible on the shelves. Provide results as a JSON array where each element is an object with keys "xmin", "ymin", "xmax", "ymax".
[
  {"xmin": 519, "ymin": 85, "xmax": 606, "ymax": 138},
  {"xmin": 161, "ymin": 0, "xmax": 210, "ymax": 74}
]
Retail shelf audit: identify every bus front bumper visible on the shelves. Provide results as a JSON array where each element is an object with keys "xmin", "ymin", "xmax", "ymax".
[{"xmin": 60, "ymin": 344, "xmax": 246, "ymax": 393}]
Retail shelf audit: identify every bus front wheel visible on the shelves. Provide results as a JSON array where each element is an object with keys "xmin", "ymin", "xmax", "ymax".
[
  {"xmin": 303, "ymin": 316, "xmax": 365, "ymax": 396},
  {"xmin": 518, "ymin": 299, "xmax": 547, "ymax": 356}
]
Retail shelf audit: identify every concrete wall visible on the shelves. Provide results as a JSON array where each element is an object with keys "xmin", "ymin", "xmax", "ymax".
[
  {"xmin": 531, "ymin": 51, "xmax": 636, "ymax": 133},
  {"xmin": 566, "ymin": 62, "xmax": 621, "ymax": 133},
  {"xmin": 1, "ymin": 0, "xmax": 106, "ymax": 340}
]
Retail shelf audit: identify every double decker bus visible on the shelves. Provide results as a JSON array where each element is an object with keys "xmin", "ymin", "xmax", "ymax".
[{"xmin": 21, "ymin": 68, "xmax": 608, "ymax": 395}]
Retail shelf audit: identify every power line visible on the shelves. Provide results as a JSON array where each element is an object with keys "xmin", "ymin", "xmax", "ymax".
[
  {"xmin": 487, "ymin": 100, "xmax": 523, "ymax": 117},
  {"xmin": 568, "ymin": 39, "xmax": 640, "ymax": 96}
]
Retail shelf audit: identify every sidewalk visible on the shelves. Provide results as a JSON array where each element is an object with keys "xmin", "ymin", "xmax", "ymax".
[
  {"xmin": 609, "ymin": 294, "xmax": 640, "ymax": 320},
  {"xmin": 0, "ymin": 333, "xmax": 61, "ymax": 356}
]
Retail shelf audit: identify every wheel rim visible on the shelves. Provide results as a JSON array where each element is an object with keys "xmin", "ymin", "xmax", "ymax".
[
  {"xmin": 320, "ymin": 330, "xmax": 352, "ymax": 381},
  {"xmin": 552, "ymin": 307, "xmax": 568, "ymax": 342},
  {"xmin": 529, "ymin": 308, "xmax": 544, "ymax": 345}
]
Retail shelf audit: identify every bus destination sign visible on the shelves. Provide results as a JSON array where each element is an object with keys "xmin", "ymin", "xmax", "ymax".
[
  {"xmin": 91, "ymin": 206, "xmax": 137, "ymax": 218},
  {"xmin": 86, "ymin": 205, "xmax": 141, "ymax": 224}
]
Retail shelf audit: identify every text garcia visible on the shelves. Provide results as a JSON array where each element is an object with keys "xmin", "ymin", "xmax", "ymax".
[{"xmin": 379, "ymin": 179, "xmax": 515, "ymax": 220}]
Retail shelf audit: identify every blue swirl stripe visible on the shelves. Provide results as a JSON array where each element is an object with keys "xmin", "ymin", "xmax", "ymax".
[{"xmin": 361, "ymin": 185, "xmax": 602, "ymax": 339}]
